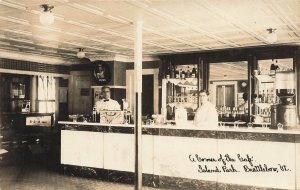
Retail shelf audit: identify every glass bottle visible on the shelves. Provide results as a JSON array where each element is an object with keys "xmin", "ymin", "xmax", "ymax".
[
  {"xmin": 232, "ymin": 107, "xmax": 237, "ymax": 122},
  {"xmin": 225, "ymin": 106, "xmax": 230, "ymax": 122},
  {"xmin": 181, "ymin": 68, "xmax": 186, "ymax": 79},
  {"xmin": 191, "ymin": 66, "xmax": 196, "ymax": 78},
  {"xmin": 261, "ymin": 90, "xmax": 266, "ymax": 103},
  {"xmin": 218, "ymin": 106, "xmax": 223, "ymax": 122},
  {"xmin": 186, "ymin": 66, "xmax": 191, "ymax": 78},
  {"xmin": 270, "ymin": 59, "xmax": 276, "ymax": 75},
  {"xmin": 270, "ymin": 89, "xmax": 274, "ymax": 103},
  {"xmin": 165, "ymin": 65, "xmax": 170, "ymax": 79},
  {"xmin": 266, "ymin": 90, "xmax": 270, "ymax": 103},
  {"xmin": 170, "ymin": 64, "xmax": 175, "ymax": 78},
  {"xmin": 92, "ymin": 106, "xmax": 97, "ymax": 122},
  {"xmin": 175, "ymin": 66, "xmax": 180, "ymax": 79}
]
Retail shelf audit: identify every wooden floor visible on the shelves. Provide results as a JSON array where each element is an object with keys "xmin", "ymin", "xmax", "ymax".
[
  {"xmin": 0, "ymin": 163, "xmax": 167, "ymax": 190},
  {"xmin": 0, "ymin": 146, "xmax": 166, "ymax": 190}
]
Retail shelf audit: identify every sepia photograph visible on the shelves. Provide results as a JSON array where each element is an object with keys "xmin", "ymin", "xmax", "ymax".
[{"xmin": 0, "ymin": 0, "xmax": 300, "ymax": 190}]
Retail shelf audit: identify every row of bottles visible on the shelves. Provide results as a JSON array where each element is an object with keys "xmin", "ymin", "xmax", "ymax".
[
  {"xmin": 10, "ymin": 83, "xmax": 26, "ymax": 99},
  {"xmin": 254, "ymin": 90, "xmax": 275, "ymax": 104},
  {"xmin": 218, "ymin": 106, "xmax": 248, "ymax": 122},
  {"xmin": 166, "ymin": 105, "xmax": 195, "ymax": 121},
  {"xmin": 261, "ymin": 108, "xmax": 271, "ymax": 123},
  {"xmin": 254, "ymin": 89, "xmax": 294, "ymax": 105},
  {"xmin": 166, "ymin": 78, "xmax": 198, "ymax": 104},
  {"xmin": 252, "ymin": 105, "xmax": 271, "ymax": 123},
  {"xmin": 165, "ymin": 63, "xmax": 198, "ymax": 79},
  {"xmin": 218, "ymin": 105, "xmax": 272, "ymax": 123},
  {"xmin": 253, "ymin": 105, "xmax": 271, "ymax": 116},
  {"xmin": 167, "ymin": 94, "xmax": 198, "ymax": 104}
]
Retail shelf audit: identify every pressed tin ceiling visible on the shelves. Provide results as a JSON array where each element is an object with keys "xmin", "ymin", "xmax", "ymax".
[{"xmin": 0, "ymin": 0, "xmax": 299, "ymax": 64}]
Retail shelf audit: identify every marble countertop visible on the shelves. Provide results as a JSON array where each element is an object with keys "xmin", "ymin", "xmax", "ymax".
[
  {"xmin": 143, "ymin": 124, "xmax": 300, "ymax": 135},
  {"xmin": 58, "ymin": 121, "xmax": 134, "ymax": 127},
  {"xmin": 58, "ymin": 121, "xmax": 300, "ymax": 135}
]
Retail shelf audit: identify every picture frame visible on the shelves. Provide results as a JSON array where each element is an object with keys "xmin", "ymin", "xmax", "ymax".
[{"xmin": 92, "ymin": 60, "xmax": 111, "ymax": 85}]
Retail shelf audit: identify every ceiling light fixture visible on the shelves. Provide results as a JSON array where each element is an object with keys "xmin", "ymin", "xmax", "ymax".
[
  {"xmin": 40, "ymin": 4, "xmax": 54, "ymax": 26},
  {"xmin": 77, "ymin": 48, "xmax": 85, "ymax": 58},
  {"xmin": 266, "ymin": 28, "xmax": 277, "ymax": 44}
]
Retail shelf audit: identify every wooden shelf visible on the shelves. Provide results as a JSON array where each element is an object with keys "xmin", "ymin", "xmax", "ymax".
[
  {"xmin": 163, "ymin": 78, "xmax": 198, "ymax": 86},
  {"xmin": 8, "ymin": 98, "xmax": 29, "ymax": 101},
  {"xmin": 254, "ymin": 74, "xmax": 274, "ymax": 83},
  {"xmin": 255, "ymin": 103, "xmax": 274, "ymax": 108}
]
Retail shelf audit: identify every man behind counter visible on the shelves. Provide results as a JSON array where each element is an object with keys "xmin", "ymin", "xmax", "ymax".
[
  {"xmin": 194, "ymin": 90, "xmax": 218, "ymax": 128},
  {"xmin": 94, "ymin": 86, "xmax": 121, "ymax": 111}
]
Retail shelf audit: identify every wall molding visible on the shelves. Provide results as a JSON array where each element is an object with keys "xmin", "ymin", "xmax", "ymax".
[
  {"xmin": 89, "ymin": 54, "xmax": 160, "ymax": 63},
  {"xmin": 0, "ymin": 50, "xmax": 160, "ymax": 65},
  {"xmin": 0, "ymin": 58, "xmax": 70, "ymax": 76},
  {"xmin": 0, "ymin": 68, "xmax": 70, "ymax": 78},
  {"xmin": 0, "ymin": 50, "xmax": 78, "ymax": 65}
]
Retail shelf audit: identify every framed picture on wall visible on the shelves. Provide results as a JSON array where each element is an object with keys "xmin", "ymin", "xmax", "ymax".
[{"xmin": 92, "ymin": 60, "xmax": 111, "ymax": 85}]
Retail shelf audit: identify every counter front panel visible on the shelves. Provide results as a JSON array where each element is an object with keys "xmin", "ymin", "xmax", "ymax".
[{"xmin": 59, "ymin": 121, "xmax": 300, "ymax": 190}]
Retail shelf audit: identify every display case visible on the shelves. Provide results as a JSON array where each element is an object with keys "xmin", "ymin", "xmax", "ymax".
[
  {"xmin": 253, "ymin": 73, "xmax": 275, "ymax": 123},
  {"xmin": 162, "ymin": 64, "xmax": 203, "ymax": 121},
  {"xmin": 252, "ymin": 58, "xmax": 296, "ymax": 128},
  {"xmin": 1, "ymin": 74, "xmax": 31, "ymax": 113},
  {"xmin": 162, "ymin": 78, "xmax": 198, "ymax": 120}
]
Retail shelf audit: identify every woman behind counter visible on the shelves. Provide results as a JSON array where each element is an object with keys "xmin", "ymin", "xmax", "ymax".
[{"xmin": 194, "ymin": 90, "xmax": 218, "ymax": 128}]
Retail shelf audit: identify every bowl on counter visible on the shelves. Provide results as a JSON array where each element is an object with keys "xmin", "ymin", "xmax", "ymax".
[{"xmin": 69, "ymin": 115, "xmax": 79, "ymax": 122}]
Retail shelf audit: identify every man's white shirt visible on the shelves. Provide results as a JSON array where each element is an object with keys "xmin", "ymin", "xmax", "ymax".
[
  {"xmin": 95, "ymin": 98, "xmax": 121, "ymax": 112},
  {"xmin": 194, "ymin": 101, "xmax": 218, "ymax": 128}
]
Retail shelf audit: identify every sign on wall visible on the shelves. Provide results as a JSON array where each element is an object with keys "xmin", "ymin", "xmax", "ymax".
[
  {"xmin": 92, "ymin": 60, "xmax": 111, "ymax": 85},
  {"xmin": 26, "ymin": 116, "xmax": 52, "ymax": 127}
]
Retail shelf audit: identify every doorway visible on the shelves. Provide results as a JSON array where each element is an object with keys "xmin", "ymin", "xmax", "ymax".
[
  {"xmin": 126, "ymin": 68, "xmax": 159, "ymax": 114},
  {"xmin": 216, "ymin": 84, "xmax": 235, "ymax": 107},
  {"xmin": 210, "ymin": 81, "xmax": 238, "ymax": 107},
  {"xmin": 142, "ymin": 75, "xmax": 154, "ymax": 116}
]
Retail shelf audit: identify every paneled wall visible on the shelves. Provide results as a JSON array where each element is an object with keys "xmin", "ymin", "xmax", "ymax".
[
  {"xmin": 69, "ymin": 60, "xmax": 125, "ymax": 113},
  {"xmin": 68, "ymin": 71, "xmax": 93, "ymax": 115}
]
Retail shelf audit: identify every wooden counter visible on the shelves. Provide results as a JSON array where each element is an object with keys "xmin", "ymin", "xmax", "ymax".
[{"xmin": 59, "ymin": 121, "xmax": 300, "ymax": 190}]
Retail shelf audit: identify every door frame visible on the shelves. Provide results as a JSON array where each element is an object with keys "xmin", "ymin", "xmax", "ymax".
[
  {"xmin": 210, "ymin": 81, "xmax": 238, "ymax": 107},
  {"xmin": 126, "ymin": 69, "xmax": 159, "ymax": 114}
]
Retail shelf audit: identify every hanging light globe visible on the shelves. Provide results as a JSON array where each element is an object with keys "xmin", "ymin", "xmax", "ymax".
[
  {"xmin": 266, "ymin": 28, "xmax": 277, "ymax": 44},
  {"xmin": 77, "ymin": 48, "xmax": 85, "ymax": 58},
  {"xmin": 40, "ymin": 4, "xmax": 54, "ymax": 26}
]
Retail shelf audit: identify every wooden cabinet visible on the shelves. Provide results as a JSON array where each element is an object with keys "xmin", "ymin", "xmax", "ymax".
[{"xmin": 0, "ymin": 74, "xmax": 31, "ymax": 112}]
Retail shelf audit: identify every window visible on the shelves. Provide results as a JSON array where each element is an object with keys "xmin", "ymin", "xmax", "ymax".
[{"xmin": 38, "ymin": 76, "xmax": 55, "ymax": 113}]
